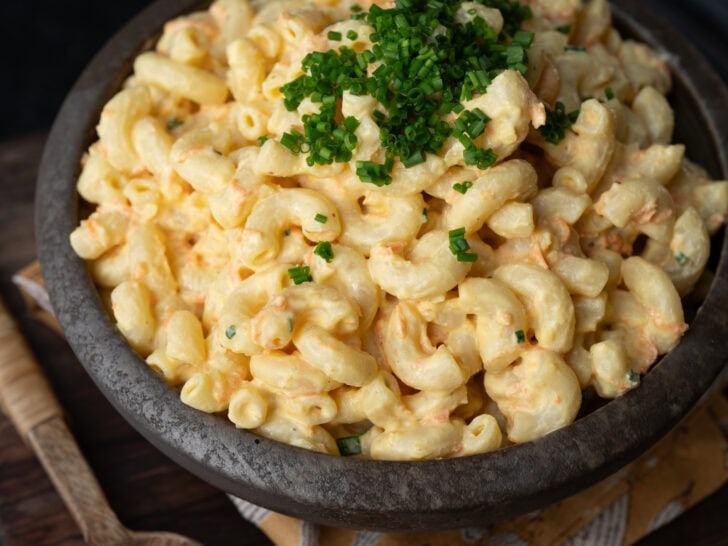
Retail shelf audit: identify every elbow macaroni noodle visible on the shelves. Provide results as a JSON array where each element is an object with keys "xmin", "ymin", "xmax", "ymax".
[{"xmin": 71, "ymin": 0, "xmax": 728, "ymax": 460}]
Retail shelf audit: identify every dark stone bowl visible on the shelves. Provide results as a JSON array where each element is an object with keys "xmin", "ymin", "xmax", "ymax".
[{"xmin": 36, "ymin": 0, "xmax": 728, "ymax": 531}]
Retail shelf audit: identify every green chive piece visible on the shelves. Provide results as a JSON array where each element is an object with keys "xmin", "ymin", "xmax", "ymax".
[
  {"xmin": 212, "ymin": 149, "xmax": 223, "ymax": 155},
  {"xmin": 564, "ymin": 45, "xmax": 587, "ymax": 52},
  {"xmin": 421, "ymin": 208, "xmax": 428, "ymax": 224},
  {"xmin": 287, "ymin": 265, "xmax": 313, "ymax": 285},
  {"xmin": 457, "ymin": 252, "xmax": 478, "ymax": 262},
  {"xmin": 449, "ymin": 227, "xmax": 477, "ymax": 261},
  {"xmin": 225, "ymin": 325, "xmax": 237, "ymax": 339},
  {"xmin": 283, "ymin": 228, "xmax": 291, "ymax": 236},
  {"xmin": 314, "ymin": 213, "xmax": 328, "ymax": 224},
  {"xmin": 287, "ymin": 317, "xmax": 295, "ymax": 333},
  {"xmin": 314, "ymin": 241, "xmax": 334, "ymax": 263},
  {"xmin": 538, "ymin": 101, "xmax": 580, "ymax": 144},
  {"xmin": 336, "ymin": 435, "xmax": 362, "ymax": 456},
  {"xmin": 257, "ymin": 135, "xmax": 269, "ymax": 146},
  {"xmin": 453, "ymin": 181, "xmax": 473, "ymax": 194},
  {"xmin": 513, "ymin": 31, "xmax": 534, "ymax": 48},
  {"xmin": 515, "ymin": 329, "xmax": 526, "ymax": 344},
  {"xmin": 166, "ymin": 118, "xmax": 183, "ymax": 131},
  {"xmin": 675, "ymin": 252, "xmax": 690, "ymax": 265},
  {"xmin": 328, "ymin": 31, "xmax": 342, "ymax": 41},
  {"xmin": 627, "ymin": 369, "xmax": 639, "ymax": 383},
  {"xmin": 347, "ymin": 30, "xmax": 359, "ymax": 40},
  {"xmin": 556, "ymin": 24, "xmax": 571, "ymax": 34},
  {"xmin": 605, "ymin": 87, "xmax": 615, "ymax": 101}
]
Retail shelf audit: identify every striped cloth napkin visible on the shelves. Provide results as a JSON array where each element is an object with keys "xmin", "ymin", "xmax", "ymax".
[{"xmin": 13, "ymin": 262, "xmax": 728, "ymax": 546}]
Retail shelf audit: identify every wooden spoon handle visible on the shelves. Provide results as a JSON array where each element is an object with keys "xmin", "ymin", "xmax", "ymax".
[
  {"xmin": 29, "ymin": 418, "xmax": 131, "ymax": 545},
  {"xmin": 0, "ymin": 296, "xmax": 62, "ymax": 440},
  {"xmin": 0, "ymin": 296, "xmax": 130, "ymax": 544}
]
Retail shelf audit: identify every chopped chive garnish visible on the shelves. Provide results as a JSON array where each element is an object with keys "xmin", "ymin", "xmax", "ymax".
[
  {"xmin": 277, "ymin": 0, "xmax": 533, "ymax": 185},
  {"xmin": 421, "ymin": 207, "xmax": 428, "ymax": 224},
  {"xmin": 675, "ymin": 252, "xmax": 690, "ymax": 265},
  {"xmin": 314, "ymin": 213, "xmax": 328, "ymax": 224},
  {"xmin": 556, "ymin": 24, "xmax": 571, "ymax": 34},
  {"xmin": 166, "ymin": 118, "xmax": 183, "ymax": 131},
  {"xmin": 605, "ymin": 87, "xmax": 615, "ymax": 101},
  {"xmin": 283, "ymin": 228, "xmax": 291, "ymax": 236},
  {"xmin": 448, "ymin": 227, "xmax": 476, "ymax": 261},
  {"xmin": 538, "ymin": 101, "xmax": 580, "ymax": 144},
  {"xmin": 225, "ymin": 325, "xmax": 237, "ymax": 339},
  {"xmin": 515, "ymin": 329, "xmax": 526, "ymax": 343},
  {"xmin": 314, "ymin": 241, "xmax": 334, "ymax": 262},
  {"xmin": 449, "ymin": 227, "xmax": 466, "ymax": 239},
  {"xmin": 356, "ymin": 160, "xmax": 393, "ymax": 186},
  {"xmin": 627, "ymin": 369, "xmax": 639, "ymax": 383},
  {"xmin": 287, "ymin": 317, "xmax": 295, "ymax": 332},
  {"xmin": 257, "ymin": 135, "xmax": 269, "ymax": 146},
  {"xmin": 288, "ymin": 265, "xmax": 313, "ymax": 285},
  {"xmin": 564, "ymin": 45, "xmax": 587, "ymax": 52},
  {"xmin": 336, "ymin": 434, "xmax": 362, "ymax": 456},
  {"xmin": 453, "ymin": 181, "xmax": 473, "ymax": 194},
  {"xmin": 513, "ymin": 31, "xmax": 534, "ymax": 48},
  {"xmin": 457, "ymin": 252, "xmax": 478, "ymax": 262},
  {"xmin": 212, "ymin": 149, "xmax": 223, "ymax": 155}
]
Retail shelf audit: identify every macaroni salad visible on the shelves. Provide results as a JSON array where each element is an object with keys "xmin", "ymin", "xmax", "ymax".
[{"xmin": 71, "ymin": 0, "xmax": 728, "ymax": 460}]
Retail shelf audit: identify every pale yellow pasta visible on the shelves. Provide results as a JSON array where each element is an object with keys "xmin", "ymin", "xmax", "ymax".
[
  {"xmin": 250, "ymin": 351, "xmax": 339, "ymax": 394},
  {"xmin": 461, "ymin": 70, "xmax": 545, "ymax": 160},
  {"xmin": 384, "ymin": 301, "xmax": 469, "ymax": 391},
  {"xmin": 111, "ymin": 281, "xmax": 155, "ymax": 354},
  {"xmin": 458, "ymin": 414, "xmax": 502, "ymax": 456},
  {"xmin": 239, "ymin": 188, "xmax": 342, "ymax": 268},
  {"xmin": 166, "ymin": 310, "xmax": 206, "ymax": 365},
  {"xmin": 180, "ymin": 371, "xmax": 229, "ymax": 412},
  {"xmin": 442, "ymin": 159, "xmax": 538, "ymax": 233},
  {"xmin": 589, "ymin": 338, "xmax": 634, "ymax": 398},
  {"xmin": 134, "ymin": 52, "xmax": 228, "ymax": 105},
  {"xmin": 293, "ymin": 323, "xmax": 377, "ymax": 386},
  {"xmin": 455, "ymin": 3, "xmax": 503, "ymax": 33},
  {"xmin": 227, "ymin": 39, "xmax": 266, "ymax": 103},
  {"xmin": 486, "ymin": 202, "xmax": 534, "ymax": 239},
  {"xmin": 494, "ymin": 263, "xmax": 575, "ymax": 353},
  {"xmin": 77, "ymin": 146, "xmax": 127, "ymax": 205},
  {"xmin": 369, "ymin": 421, "xmax": 461, "ymax": 461},
  {"xmin": 170, "ymin": 127, "xmax": 236, "ymax": 193},
  {"xmin": 254, "ymin": 410, "xmax": 338, "ymax": 454},
  {"xmin": 484, "ymin": 348, "xmax": 581, "ymax": 443},
  {"xmin": 632, "ymin": 86, "xmax": 674, "ymax": 145},
  {"xmin": 458, "ymin": 278, "xmax": 528, "ymax": 371},
  {"xmin": 90, "ymin": 244, "xmax": 130, "ymax": 288},
  {"xmin": 550, "ymin": 256, "xmax": 609, "ymax": 298},
  {"xmin": 71, "ymin": 0, "xmax": 728, "ymax": 460},
  {"xmin": 228, "ymin": 382, "xmax": 269, "ymax": 428},
  {"xmin": 368, "ymin": 230, "xmax": 472, "ymax": 300},
  {"xmin": 70, "ymin": 209, "xmax": 129, "ymax": 260},
  {"xmin": 537, "ymin": 99, "xmax": 616, "ymax": 192},
  {"xmin": 97, "ymin": 86, "xmax": 154, "ymax": 174}
]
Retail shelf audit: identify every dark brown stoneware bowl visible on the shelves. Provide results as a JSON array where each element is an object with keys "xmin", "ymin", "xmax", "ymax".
[{"xmin": 36, "ymin": 0, "xmax": 728, "ymax": 531}]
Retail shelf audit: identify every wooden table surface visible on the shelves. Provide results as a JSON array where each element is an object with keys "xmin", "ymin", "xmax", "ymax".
[{"xmin": 1, "ymin": 132, "xmax": 727, "ymax": 546}]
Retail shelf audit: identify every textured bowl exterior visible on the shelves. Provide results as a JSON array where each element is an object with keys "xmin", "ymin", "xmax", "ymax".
[{"xmin": 36, "ymin": 0, "xmax": 728, "ymax": 531}]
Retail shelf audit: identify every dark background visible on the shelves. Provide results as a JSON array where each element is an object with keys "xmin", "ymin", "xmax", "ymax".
[{"xmin": 0, "ymin": 0, "xmax": 726, "ymax": 143}]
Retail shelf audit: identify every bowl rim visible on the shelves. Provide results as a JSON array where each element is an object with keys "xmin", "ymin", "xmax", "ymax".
[{"xmin": 35, "ymin": 0, "xmax": 728, "ymax": 531}]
